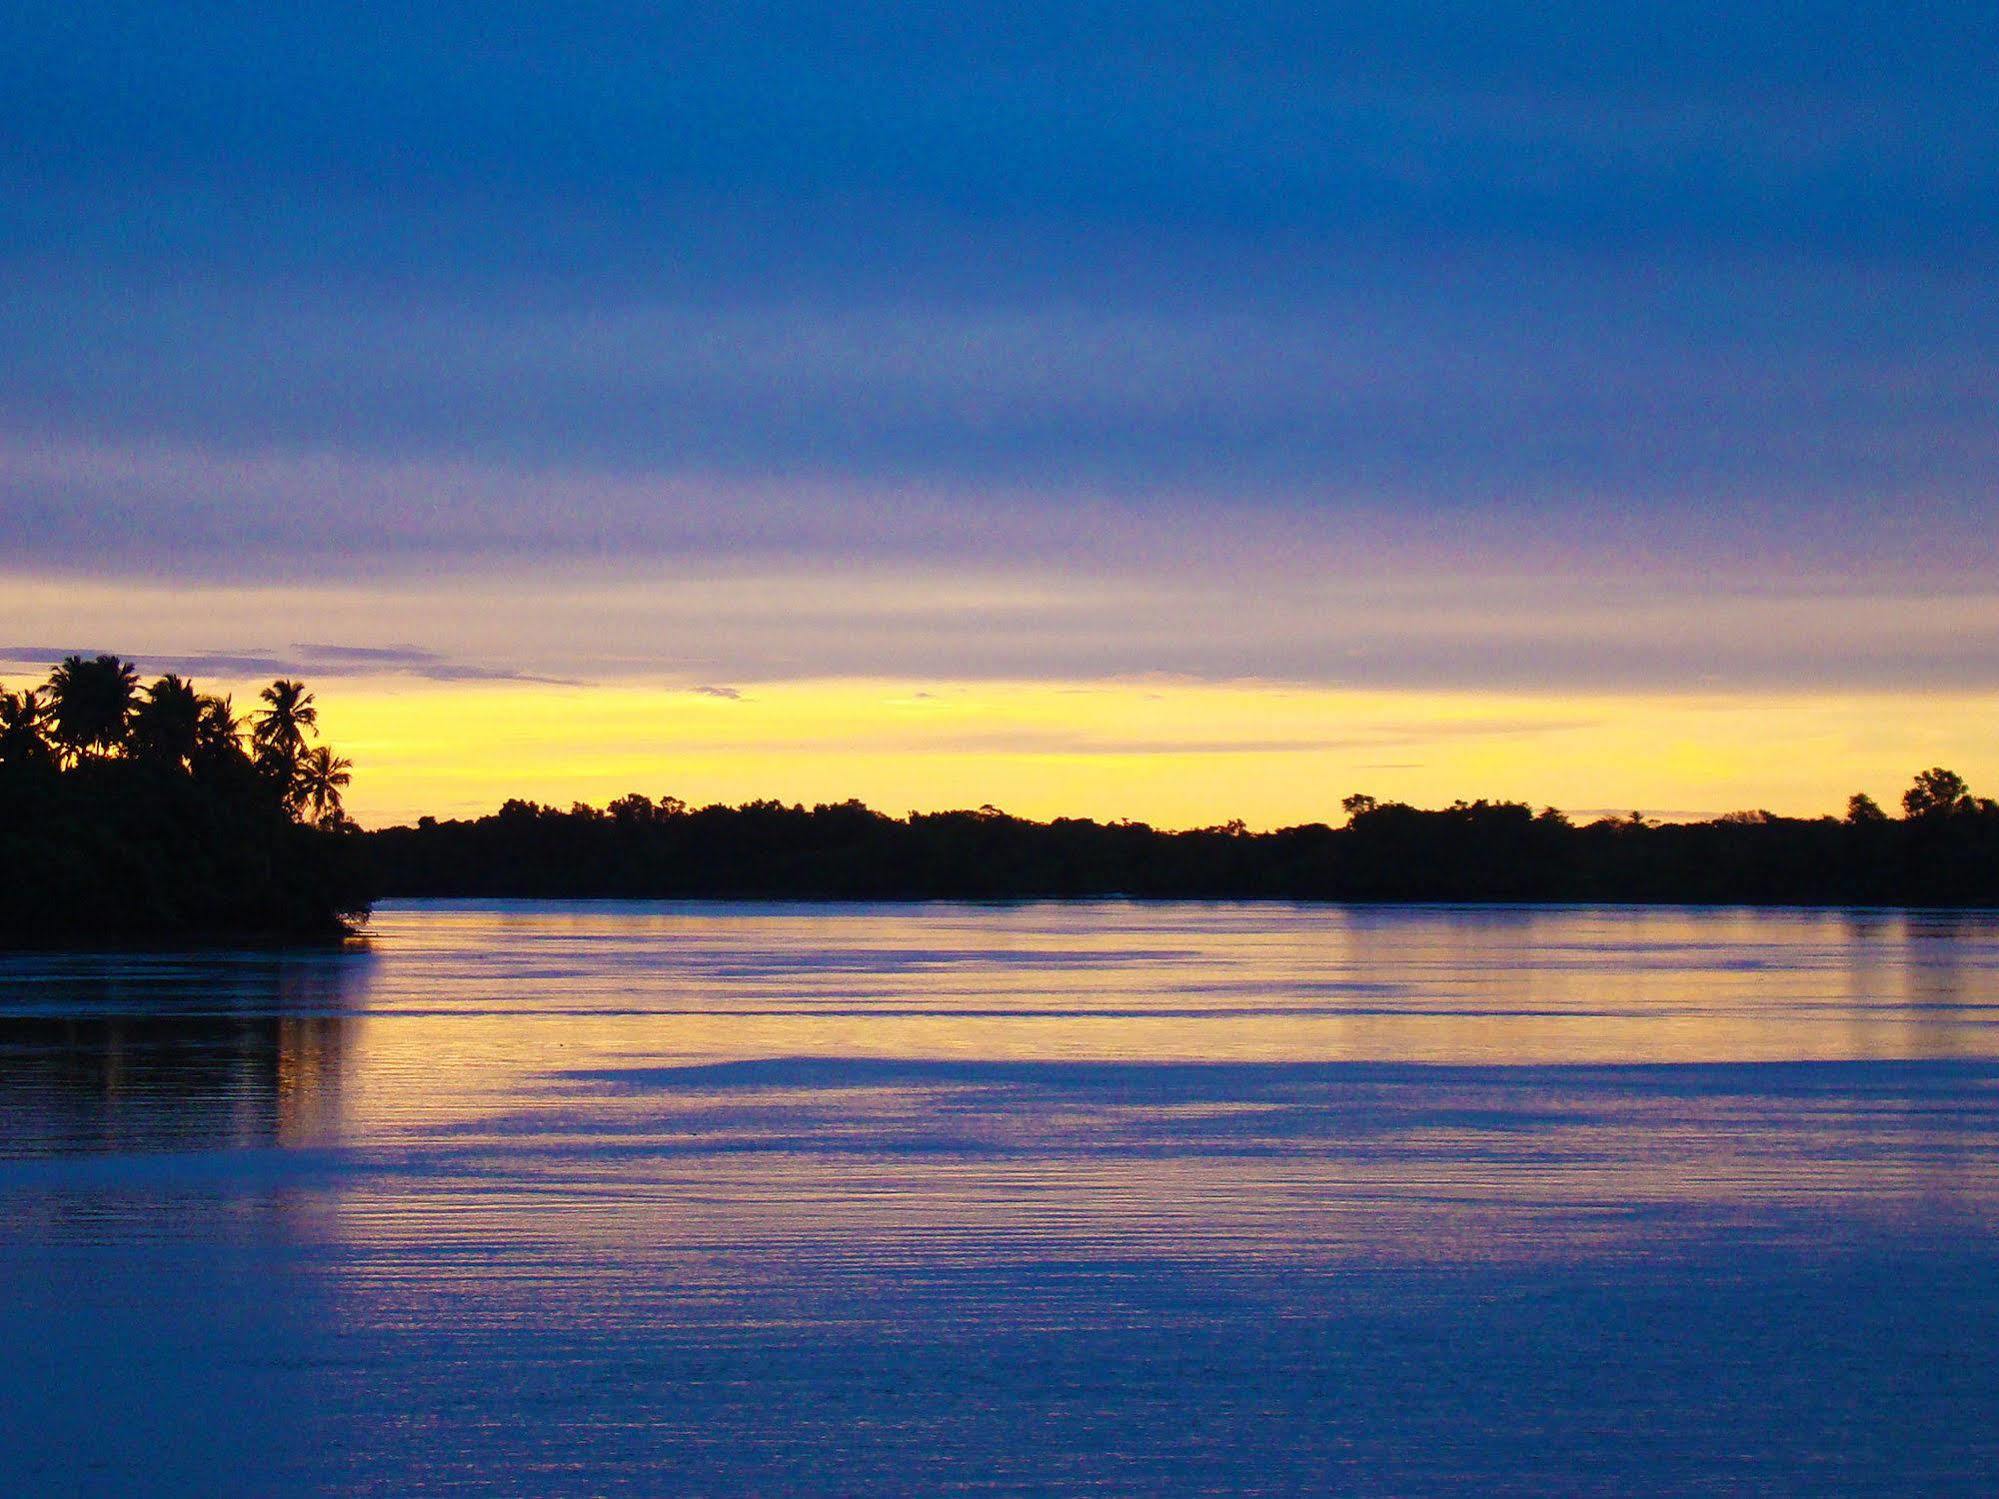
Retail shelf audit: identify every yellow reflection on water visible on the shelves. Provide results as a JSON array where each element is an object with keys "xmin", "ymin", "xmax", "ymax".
[{"xmin": 295, "ymin": 903, "xmax": 1999, "ymax": 1272}]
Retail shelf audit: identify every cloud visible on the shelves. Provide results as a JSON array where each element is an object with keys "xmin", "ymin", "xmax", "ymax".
[
  {"xmin": 0, "ymin": 640, "xmax": 560, "ymax": 685},
  {"xmin": 0, "ymin": 645, "xmax": 110, "ymax": 665},
  {"xmin": 1, "ymin": 3, "xmax": 1993, "ymax": 590},
  {"xmin": 2, "ymin": 1, "xmax": 1994, "ymax": 703},
  {"xmin": 289, "ymin": 643, "xmax": 569, "ymax": 683},
  {"xmin": 1, "ymin": 645, "xmax": 299, "ymax": 678},
  {"xmin": 9, "ymin": 567, "xmax": 1999, "ymax": 694},
  {"xmin": 290, "ymin": 643, "xmax": 442, "ymax": 665},
  {"xmin": 4, "ymin": 269, "xmax": 1993, "ymax": 573},
  {"xmin": 689, "ymin": 685, "xmax": 744, "ymax": 700}
]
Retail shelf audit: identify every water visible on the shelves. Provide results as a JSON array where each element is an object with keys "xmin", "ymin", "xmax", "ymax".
[{"xmin": 4, "ymin": 901, "xmax": 1999, "ymax": 1494}]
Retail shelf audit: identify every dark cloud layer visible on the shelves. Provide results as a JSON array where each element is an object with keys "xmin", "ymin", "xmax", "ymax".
[
  {"xmin": 11, "ymin": 563, "xmax": 1995, "ymax": 693},
  {"xmin": 2, "ymin": 2, "xmax": 1995, "ymax": 606},
  {"xmin": 0, "ymin": 642, "xmax": 554, "ymax": 684}
]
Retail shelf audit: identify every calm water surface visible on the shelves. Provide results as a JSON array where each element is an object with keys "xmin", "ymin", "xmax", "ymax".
[{"xmin": 4, "ymin": 901, "xmax": 1999, "ymax": 1494}]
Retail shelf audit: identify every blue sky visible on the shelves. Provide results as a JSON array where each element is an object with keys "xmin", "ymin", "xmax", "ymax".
[{"xmin": 2, "ymin": 1, "xmax": 1995, "ymax": 699}]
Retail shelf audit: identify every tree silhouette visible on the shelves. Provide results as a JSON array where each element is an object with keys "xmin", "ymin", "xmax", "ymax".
[
  {"xmin": 0, "ymin": 686, "xmax": 54, "ymax": 768},
  {"xmin": 194, "ymin": 693, "xmax": 247, "ymax": 766},
  {"xmin": 365, "ymin": 769, "xmax": 1999, "ymax": 908},
  {"xmin": 253, "ymin": 679, "xmax": 320, "ymax": 801},
  {"xmin": 254, "ymin": 679, "xmax": 317, "ymax": 753},
  {"xmin": 130, "ymin": 674, "xmax": 204, "ymax": 768},
  {"xmin": 45, "ymin": 654, "xmax": 140, "ymax": 762},
  {"xmin": 294, "ymin": 745, "xmax": 353, "ymax": 828},
  {"xmin": 2, "ymin": 662, "xmax": 366, "ymax": 941},
  {"xmin": 1845, "ymin": 792, "xmax": 1888, "ymax": 823},
  {"xmin": 1903, "ymin": 767, "xmax": 1971, "ymax": 820}
]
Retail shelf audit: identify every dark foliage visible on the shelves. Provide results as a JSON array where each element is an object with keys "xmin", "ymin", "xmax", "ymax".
[
  {"xmin": 0, "ymin": 659, "xmax": 368, "ymax": 944},
  {"xmin": 13, "ymin": 651, "xmax": 1988, "ymax": 923},
  {"xmin": 367, "ymin": 777, "xmax": 1999, "ymax": 907}
]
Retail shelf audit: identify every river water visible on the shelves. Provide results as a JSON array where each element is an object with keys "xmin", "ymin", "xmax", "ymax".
[{"xmin": 4, "ymin": 901, "xmax": 1998, "ymax": 1493}]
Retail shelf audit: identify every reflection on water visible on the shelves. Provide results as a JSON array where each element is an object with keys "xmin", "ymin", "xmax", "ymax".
[
  {"xmin": 3, "ymin": 903, "xmax": 1999, "ymax": 1494},
  {"xmin": 0, "ymin": 951, "xmax": 366, "ymax": 1156},
  {"xmin": 0, "ymin": 1015, "xmax": 350, "ymax": 1158}
]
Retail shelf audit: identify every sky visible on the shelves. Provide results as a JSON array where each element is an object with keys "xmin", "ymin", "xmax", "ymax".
[{"xmin": 3, "ymin": 2, "xmax": 1995, "ymax": 825}]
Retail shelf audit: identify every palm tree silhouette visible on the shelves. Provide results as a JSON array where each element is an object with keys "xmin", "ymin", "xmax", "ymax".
[
  {"xmin": 194, "ymin": 693, "xmax": 246, "ymax": 764},
  {"xmin": 294, "ymin": 745, "xmax": 353, "ymax": 828},
  {"xmin": 46, "ymin": 654, "xmax": 140, "ymax": 763},
  {"xmin": 3, "ymin": 656, "xmax": 370, "ymax": 940},
  {"xmin": 131, "ymin": 674, "xmax": 204, "ymax": 768},
  {"xmin": 291, "ymin": 743, "xmax": 355, "ymax": 827},
  {"xmin": 253, "ymin": 679, "xmax": 319, "ymax": 796},
  {"xmin": 0, "ymin": 686, "xmax": 55, "ymax": 767},
  {"xmin": 254, "ymin": 680, "xmax": 317, "ymax": 753}
]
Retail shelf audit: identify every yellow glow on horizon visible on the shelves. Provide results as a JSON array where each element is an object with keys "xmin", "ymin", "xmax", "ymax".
[
  {"xmin": 7, "ymin": 568, "xmax": 1996, "ymax": 826},
  {"xmin": 283, "ymin": 679, "xmax": 1999, "ymax": 829}
]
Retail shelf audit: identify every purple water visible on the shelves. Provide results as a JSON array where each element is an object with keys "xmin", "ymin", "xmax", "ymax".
[{"xmin": 4, "ymin": 901, "xmax": 1998, "ymax": 1493}]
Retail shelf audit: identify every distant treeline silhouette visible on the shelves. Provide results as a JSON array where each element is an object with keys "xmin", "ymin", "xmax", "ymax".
[
  {"xmin": 369, "ymin": 769, "xmax": 1999, "ymax": 907},
  {"xmin": 9, "ymin": 659, "xmax": 1994, "ymax": 933},
  {"xmin": 0, "ymin": 656, "xmax": 368, "ymax": 942}
]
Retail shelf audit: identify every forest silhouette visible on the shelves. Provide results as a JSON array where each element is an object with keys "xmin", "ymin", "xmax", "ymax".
[
  {"xmin": 371, "ymin": 771, "xmax": 1999, "ymax": 907},
  {"xmin": 0, "ymin": 656, "xmax": 367, "ymax": 941},
  {"xmin": 6, "ymin": 660, "xmax": 1997, "ymax": 938}
]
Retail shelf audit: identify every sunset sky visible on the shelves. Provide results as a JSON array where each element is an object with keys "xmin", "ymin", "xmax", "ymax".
[{"xmin": 4, "ymin": 3, "xmax": 1994, "ymax": 826}]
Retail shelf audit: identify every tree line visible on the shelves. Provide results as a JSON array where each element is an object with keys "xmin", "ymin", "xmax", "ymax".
[
  {"xmin": 367, "ymin": 768, "xmax": 1999, "ymax": 907},
  {"xmin": 6, "ymin": 658, "xmax": 1994, "ymax": 936},
  {"xmin": 0, "ymin": 656, "xmax": 368, "ymax": 942}
]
